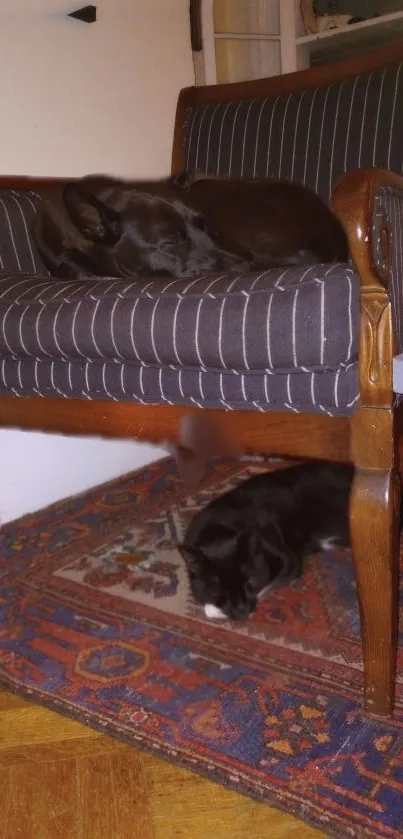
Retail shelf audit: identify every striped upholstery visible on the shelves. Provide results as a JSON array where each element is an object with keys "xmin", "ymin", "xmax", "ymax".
[
  {"xmin": 0, "ymin": 266, "xmax": 359, "ymax": 414},
  {"xmin": 0, "ymin": 190, "xmax": 47, "ymax": 274},
  {"xmin": 3, "ymin": 58, "xmax": 403, "ymax": 412},
  {"xmin": 183, "ymin": 62, "xmax": 403, "ymax": 202},
  {"xmin": 373, "ymin": 185, "xmax": 403, "ymax": 356}
]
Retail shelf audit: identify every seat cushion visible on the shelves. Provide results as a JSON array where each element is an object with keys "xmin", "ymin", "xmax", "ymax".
[{"xmin": 0, "ymin": 263, "xmax": 360, "ymax": 415}]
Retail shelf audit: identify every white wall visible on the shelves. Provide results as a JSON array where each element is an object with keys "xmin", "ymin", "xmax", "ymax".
[{"xmin": 0, "ymin": 0, "xmax": 195, "ymax": 523}]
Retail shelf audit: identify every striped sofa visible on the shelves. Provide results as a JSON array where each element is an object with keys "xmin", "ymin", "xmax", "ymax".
[{"xmin": 1, "ymin": 42, "xmax": 403, "ymax": 718}]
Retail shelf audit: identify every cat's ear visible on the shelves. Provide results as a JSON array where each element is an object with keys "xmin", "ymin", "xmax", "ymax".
[{"xmin": 170, "ymin": 413, "xmax": 243, "ymax": 488}]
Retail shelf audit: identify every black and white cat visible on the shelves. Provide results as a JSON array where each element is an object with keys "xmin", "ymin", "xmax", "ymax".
[{"xmin": 179, "ymin": 461, "xmax": 354, "ymax": 621}]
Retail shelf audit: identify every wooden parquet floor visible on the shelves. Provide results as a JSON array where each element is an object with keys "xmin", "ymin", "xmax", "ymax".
[{"xmin": 0, "ymin": 689, "xmax": 325, "ymax": 839}]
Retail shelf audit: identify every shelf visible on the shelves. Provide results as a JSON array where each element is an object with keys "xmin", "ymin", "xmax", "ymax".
[
  {"xmin": 296, "ymin": 10, "xmax": 403, "ymax": 58},
  {"xmin": 214, "ymin": 32, "xmax": 280, "ymax": 41}
]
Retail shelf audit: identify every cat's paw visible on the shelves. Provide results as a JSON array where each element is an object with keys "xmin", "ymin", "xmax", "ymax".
[{"xmin": 204, "ymin": 603, "xmax": 226, "ymax": 620}]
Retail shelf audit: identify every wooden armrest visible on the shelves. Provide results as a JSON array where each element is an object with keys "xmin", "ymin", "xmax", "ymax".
[
  {"xmin": 331, "ymin": 168, "xmax": 402, "ymax": 411},
  {"xmin": 331, "ymin": 167, "xmax": 403, "ymax": 290}
]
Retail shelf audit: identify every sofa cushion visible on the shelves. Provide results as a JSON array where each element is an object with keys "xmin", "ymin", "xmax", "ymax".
[
  {"xmin": 0, "ymin": 264, "xmax": 360, "ymax": 415},
  {"xmin": 0, "ymin": 356, "xmax": 359, "ymax": 415},
  {"xmin": 0, "ymin": 189, "xmax": 47, "ymax": 274},
  {"xmin": 0, "ymin": 263, "xmax": 358, "ymax": 372}
]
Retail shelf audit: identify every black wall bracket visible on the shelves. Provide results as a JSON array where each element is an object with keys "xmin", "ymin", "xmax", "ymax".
[{"xmin": 68, "ymin": 5, "xmax": 97, "ymax": 23}]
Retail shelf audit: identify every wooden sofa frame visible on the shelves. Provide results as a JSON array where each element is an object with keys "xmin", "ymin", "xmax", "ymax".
[{"xmin": 1, "ymin": 42, "xmax": 403, "ymax": 717}]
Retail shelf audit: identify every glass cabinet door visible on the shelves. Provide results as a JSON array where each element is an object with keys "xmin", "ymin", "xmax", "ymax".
[{"xmin": 202, "ymin": 0, "xmax": 283, "ymax": 84}]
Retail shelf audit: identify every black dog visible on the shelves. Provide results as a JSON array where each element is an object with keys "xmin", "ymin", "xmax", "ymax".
[
  {"xmin": 33, "ymin": 175, "xmax": 349, "ymax": 279},
  {"xmin": 33, "ymin": 175, "xmax": 243, "ymax": 280},
  {"xmin": 179, "ymin": 461, "xmax": 354, "ymax": 621}
]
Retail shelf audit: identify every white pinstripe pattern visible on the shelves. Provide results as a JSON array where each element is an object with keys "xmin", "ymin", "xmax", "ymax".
[
  {"xmin": 0, "ymin": 199, "xmax": 22, "ymax": 271},
  {"xmin": 216, "ymin": 103, "xmax": 232, "ymax": 175},
  {"xmin": 204, "ymin": 103, "xmax": 220, "ymax": 175},
  {"xmin": 265, "ymin": 293, "xmax": 274, "ymax": 370},
  {"xmin": 346, "ymin": 273, "xmax": 354, "ymax": 363},
  {"xmin": 101, "ymin": 363, "xmax": 118, "ymax": 401},
  {"xmin": 286, "ymin": 372, "xmax": 292, "ymax": 405},
  {"xmin": 317, "ymin": 279, "xmax": 325, "ymax": 367},
  {"xmin": 219, "ymin": 371, "xmax": 225, "ymax": 402},
  {"xmin": 328, "ymin": 81, "xmax": 345, "ymax": 198},
  {"xmin": 240, "ymin": 98, "xmax": 257, "ymax": 176},
  {"xmin": 52, "ymin": 302, "xmax": 69, "ymax": 359},
  {"xmin": 343, "ymin": 75, "xmax": 359, "ymax": 172},
  {"xmin": 318, "ymin": 404, "xmax": 334, "ymax": 417},
  {"xmin": 0, "ymin": 356, "xmax": 359, "ymax": 413},
  {"xmin": 334, "ymin": 369, "xmax": 340, "ymax": 408},
  {"xmin": 0, "ymin": 277, "xmax": 40, "ymax": 299},
  {"xmin": 17, "ymin": 305, "xmax": 30, "ymax": 356},
  {"xmin": 303, "ymin": 88, "xmax": 319, "ymax": 185},
  {"xmin": 35, "ymin": 304, "xmax": 53, "ymax": 357},
  {"xmin": 387, "ymin": 64, "xmax": 402, "ymax": 169},
  {"xmin": 198, "ymin": 370, "xmax": 204, "ymax": 400},
  {"xmin": 17, "ymin": 359, "xmax": 23, "ymax": 390},
  {"xmin": 241, "ymin": 373, "xmax": 247, "ymax": 402},
  {"xmin": 228, "ymin": 102, "xmax": 243, "ymax": 176},
  {"xmin": 172, "ymin": 295, "xmax": 183, "ymax": 365},
  {"xmin": 263, "ymin": 374, "xmax": 270, "ymax": 404},
  {"xmin": 194, "ymin": 107, "xmax": 208, "ymax": 174},
  {"xmin": 278, "ymin": 93, "xmax": 293, "ymax": 178},
  {"xmin": 310, "ymin": 372, "xmax": 316, "ymax": 406},
  {"xmin": 290, "ymin": 90, "xmax": 306, "ymax": 181},
  {"xmin": 241, "ymin": 291, "xmax": 250, "ymax": 371},
  {"xmin": 71, "ymin": 301, "xmax": 84, "ymax": 357},
  {"xmin": 185, "ymin": 107, "xmax": 200, "ymax": 173},
  {"xmin": 120, "ymin": 365, "xmax": 126, "ymax": 396},
  {"xmin": 358, "ymin": 72, "xmax": 373, "ymax": 168},
  {"xmin": 159, "ymin": 368, "xmax": 173, "ymax": 405},
  {"xmin": 10, "ymin": 195, "xmax": 38, "ymax": 273},
  {"xmin": 194, "ymin": 297, "xmax": 204, "ymax": 367},
  {"xmin": 110, "ymin": 297, "xmax": 124, "ymax": 360},
  {"xmin": 1, "ymin": 304, "xmax": 14, "ymax": 354},
  {"xmin": 265, "ymin": 96, "xmax": 281, "ymax": 178},
  {"xmin": 129, "ymin": 297, "xmax": 141, "ymax": 361},
  {"xmin": 291, "ymin": 288, "xmax": 299, "ymax": 368},
  {"xmin": 218, "ymin": 296, "xmax": 227, "ymax": 370},
  {"xmin": 83, "ymin": 363, "xmax": 90, "ymax": 393},
  {"xmin": 252, "ymin": 98, "xmax": 268, "ymax": 176},
  {"xmin": 315, "ymin": 84, "xmax": 333, "ymax": 195},
  {"xmin": 372, "ymin": 68, "xmax": 387, "ymax": 166}
]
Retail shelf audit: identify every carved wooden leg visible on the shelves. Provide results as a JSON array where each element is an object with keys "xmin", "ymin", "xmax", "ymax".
[{"xmin": 350, "ymin": 466, "xmax": 400, "ymax": 716}]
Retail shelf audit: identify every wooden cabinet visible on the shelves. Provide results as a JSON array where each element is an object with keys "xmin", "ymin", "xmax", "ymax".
[{"xmin": 194, "ymin": 1, "xmax": 403, "ymax": 85}]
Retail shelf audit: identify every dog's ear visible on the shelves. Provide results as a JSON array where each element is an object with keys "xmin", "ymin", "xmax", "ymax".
[{"xmin": 62, "ymin": 182, "xmax": 122, "ymax": 245}]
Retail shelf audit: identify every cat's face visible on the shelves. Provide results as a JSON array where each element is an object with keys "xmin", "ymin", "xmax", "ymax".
[{"xmin": 179, "ymin": 526, "xmax": 272, "ymax": 621}]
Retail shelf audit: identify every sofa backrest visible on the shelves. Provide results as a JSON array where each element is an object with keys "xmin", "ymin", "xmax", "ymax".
[
  {"xmin": 178, "ymin": 48, "xmax": 403, "ymax": 203},
  {"xmin": 0, "ymin": 189, "xmax": 48, "ymax": 274}
]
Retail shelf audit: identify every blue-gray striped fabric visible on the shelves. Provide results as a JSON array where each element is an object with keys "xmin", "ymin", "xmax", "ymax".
[
  {"xmin": 183, "ymin": 62, "xmax": 403, "ymax": 202},
  {"xmin": 0, "ymin": 265, "xmax": 359, "ymax": 414}
]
